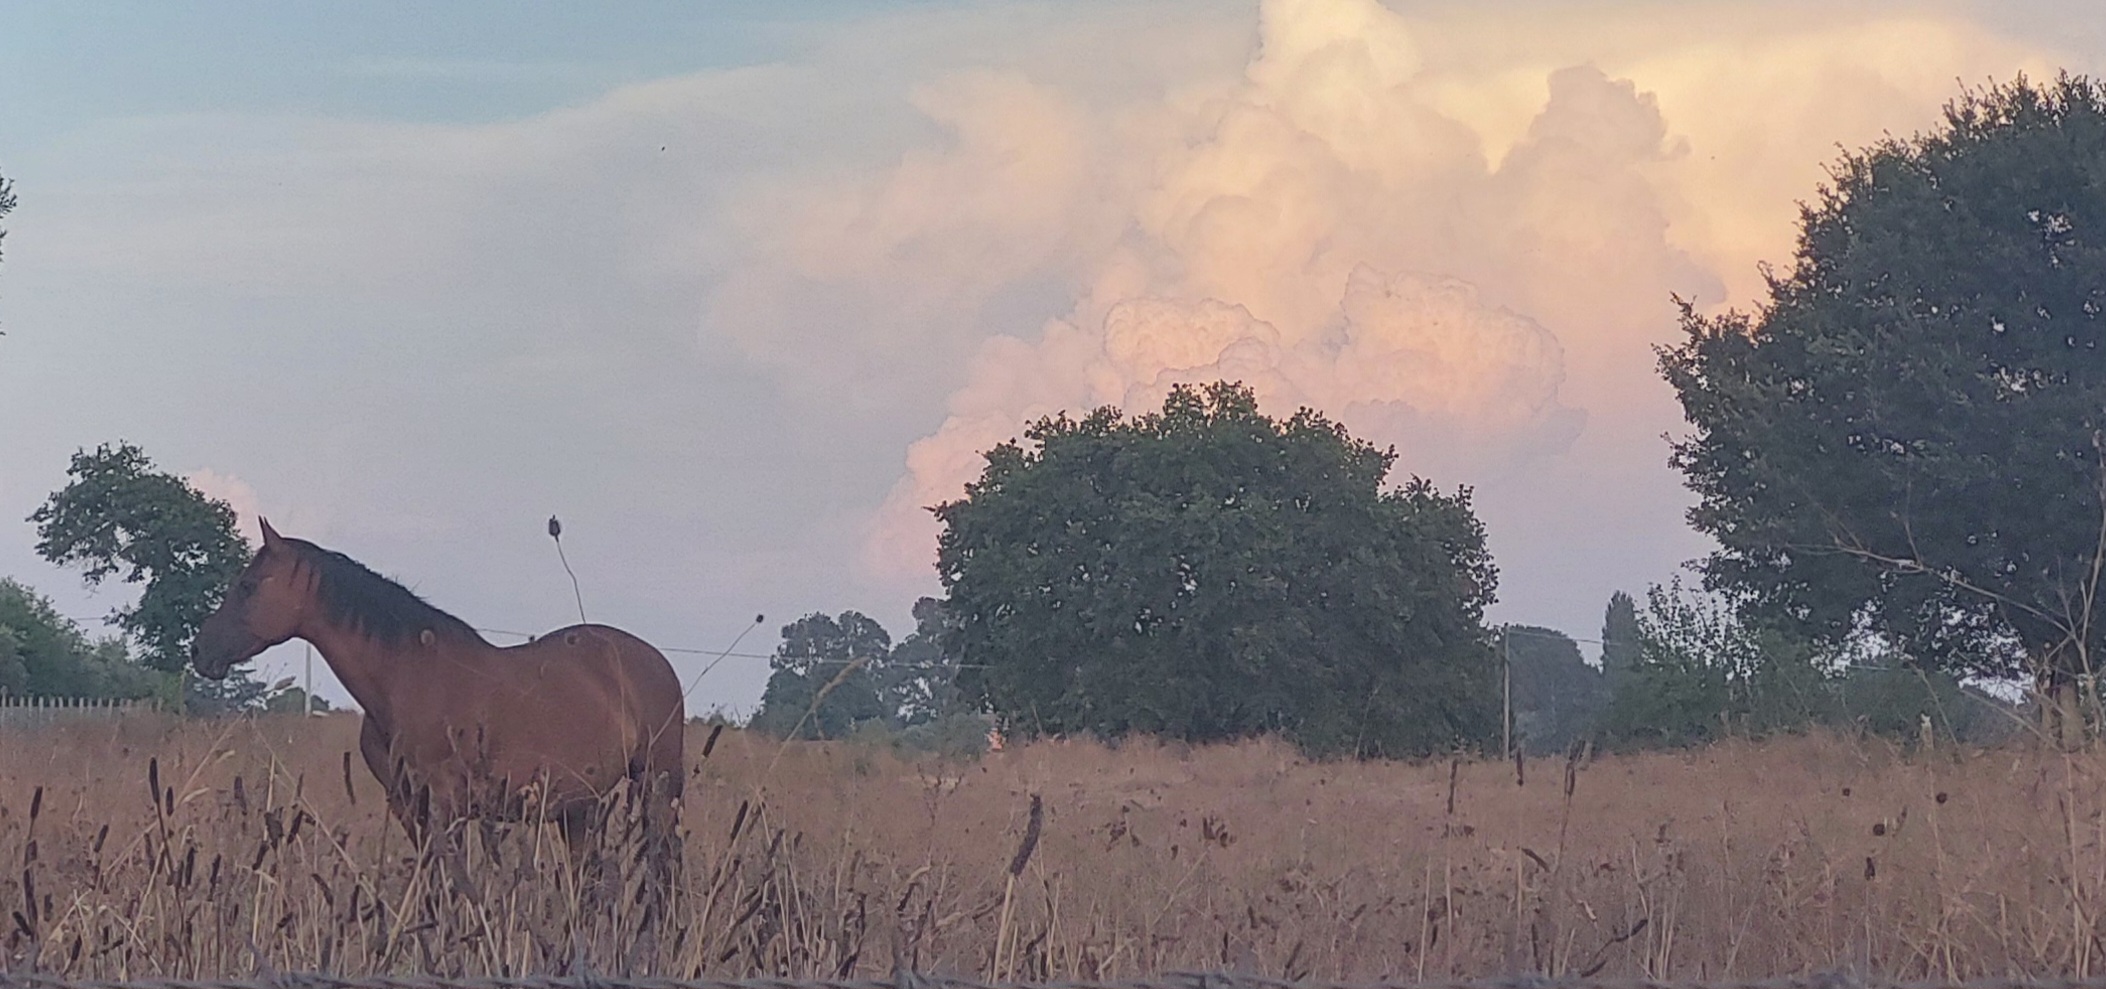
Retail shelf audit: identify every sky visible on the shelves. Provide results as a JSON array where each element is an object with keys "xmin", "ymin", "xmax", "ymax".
[{"xmin": 2, "ymin": 0, "xmax": 2103, "ymax": 716}]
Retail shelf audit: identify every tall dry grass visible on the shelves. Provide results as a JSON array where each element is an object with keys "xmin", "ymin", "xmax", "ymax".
[{"xmin": 0, "ymin": 712, "xmax": 2098, "ymax": 980}]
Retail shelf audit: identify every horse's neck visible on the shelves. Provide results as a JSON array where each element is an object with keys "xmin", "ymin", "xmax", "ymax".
[{"xmin": 299, "ymin": 620, "xmax": 411, "ymax": 724}]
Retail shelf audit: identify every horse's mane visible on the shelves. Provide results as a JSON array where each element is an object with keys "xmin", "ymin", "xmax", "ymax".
[{"xmin": 284, "ymin": 538, "xmax": 484, "ymax": 648}]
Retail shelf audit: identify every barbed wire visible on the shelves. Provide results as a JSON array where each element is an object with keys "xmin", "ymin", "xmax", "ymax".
[
  {"xmin": 470, "ymin": 627, "xmax": 991, "ymax": 671},
  {"xmin": 4, "ymin": 972, "xmax": 2106, "ymax": 989},
  {"xmin": 470, "ymin": 626, "xmax": 780, "ymax": 662}
]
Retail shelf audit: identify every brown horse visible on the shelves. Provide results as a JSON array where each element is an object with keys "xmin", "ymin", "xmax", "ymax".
[{"xmin": 190, "ymin": 518, "xmax": 686, "ymax": 869}]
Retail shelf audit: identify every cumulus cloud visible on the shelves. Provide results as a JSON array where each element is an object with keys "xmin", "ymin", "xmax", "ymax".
[
  {"xmin": 855, "ymin": 0, "xmax": 1692, "ymax": 579},
  {"xmin": 184, "ymin": 469, "xmax": 332, "ymax": 550},
  {"xmin": 805, "ymin": 0, "xmax": 2061, "ymax": 589},
  {"xmin": 1325, "ymin": 266, "xmax": 1582, "ymax": 457},
  {"xmin": 184, "ymin": 470, "xmax": 265, "ymax": 544}
]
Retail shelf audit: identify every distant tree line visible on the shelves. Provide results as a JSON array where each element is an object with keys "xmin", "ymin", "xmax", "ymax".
[
  {"xmin": 748, "ymin": 372, "xmax": 2031, "ymax": 759},
  {"xmin": 0, "ymin": 578, "xmax": 159, "ymax": 701},
  {"xmin": 747, "ymin": 599, "xmax": 990, "ymax": 757},
  {"xmin": 1500, "ymin": 588, "xmax": 2019, "ymax": 758},
  {"xmin": 745, "ymin": 382, "xmax": 1497, "ymax": 759}
]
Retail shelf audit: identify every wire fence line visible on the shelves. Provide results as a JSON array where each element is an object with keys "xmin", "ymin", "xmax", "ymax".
[
  {"xmin": 5, "ymin": 974, "xmax": 2106, "ymax": 989},
  {"xmin": 470, "ymin": 627, "xmax": 991, "ymax": 671}
]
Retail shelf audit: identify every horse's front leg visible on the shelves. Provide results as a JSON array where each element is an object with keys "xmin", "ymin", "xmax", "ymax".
[
  {"xmin": 358, "ymin": 717, "xmax": 428, "ymax": 846},
  {"xmin": 554, "ymin": 798, "xmax": 619, "ymax": 913}
]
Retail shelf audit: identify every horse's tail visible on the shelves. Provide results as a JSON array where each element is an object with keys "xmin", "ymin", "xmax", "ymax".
[
  {"xmin": 642, "ymin": 690, "xmax": 686, "ymax": 804},
  {"xmin": 594, "ymin": 627, "xmax": 684, "ymax": 799},
  {"xmin": 635, "ymin": 644, "xmax": 685, "ymax": 802}
]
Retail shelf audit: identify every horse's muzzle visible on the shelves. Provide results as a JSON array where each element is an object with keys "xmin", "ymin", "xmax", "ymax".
[
  {"xmin": 189, "ymin": 631, "xmax": 257, "ymax": 681},
  {"xmin": 190, "ymin": 652, "xmax": 233, "ymax": 680}
]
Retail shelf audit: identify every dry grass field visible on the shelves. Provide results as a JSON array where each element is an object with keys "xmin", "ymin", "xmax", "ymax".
[{"xmin": 0, "ymin": 712, "xmax": 2098, "ymax": 981}]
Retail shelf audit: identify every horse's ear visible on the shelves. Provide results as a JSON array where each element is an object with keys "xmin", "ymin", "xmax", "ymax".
[{"xmin": 258, "ymin": 517, "xmax": 283, "ymax": 550}]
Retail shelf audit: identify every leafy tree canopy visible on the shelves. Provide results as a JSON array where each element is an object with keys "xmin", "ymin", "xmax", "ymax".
[
  {"xmin": 0, "ymin": 167, "xmax": 13, "ymax": 250},
  {"xmin": 30, "ymin": 442, "xmax": 252, "ymax": 673},
  {"xmin": 1660, "ymin": 74, "xmax": 2106, "ymax": 687},
  {"xmin": 935, "ymin": 380, "xmax": 1500, "ymax": 759}
]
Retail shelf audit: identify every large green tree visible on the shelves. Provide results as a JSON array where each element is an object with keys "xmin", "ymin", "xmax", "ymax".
[
  {"xmin": 935, "ymin": 381, "xmax": 1500, "ymax": 759},
  {"xmin": 30, "ymin": 442, "xmax": 252, "ymax": 673},
  {"xmin": 1659, "ymin": 75, "xmax": 2106, "ymax": 720}
]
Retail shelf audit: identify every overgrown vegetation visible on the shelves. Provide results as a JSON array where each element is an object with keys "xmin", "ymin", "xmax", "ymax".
[
  {"xmin": 1497, "ymin": 582, "xmax": 2020, "ymax": 756},
  {"xmin": 0, "ymin": 715, "xmax": 2099, "ymax": 980}
]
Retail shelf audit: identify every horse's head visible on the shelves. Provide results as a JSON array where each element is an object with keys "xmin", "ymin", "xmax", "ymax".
[{"xmin": 192, "ymin": 517, "xmax": 305, "ymax": 680}]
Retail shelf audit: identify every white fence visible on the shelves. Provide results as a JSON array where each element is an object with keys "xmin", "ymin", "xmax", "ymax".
[{"xmin": 0, "ymin": 693, "xmax": 156, "ymax": 729}]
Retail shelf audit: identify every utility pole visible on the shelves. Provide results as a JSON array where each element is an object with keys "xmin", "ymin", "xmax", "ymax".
[
  {"xmin": 1500, "ymin": 625, "xmax": 1512, "ymax": 761},
  {"xmin": 304, "ymin": 642, "xmax": 314, "ymax": 717}
]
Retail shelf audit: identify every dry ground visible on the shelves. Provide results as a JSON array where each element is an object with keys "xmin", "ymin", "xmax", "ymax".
[{"xmin": 0, "ymin": 712, "xmax": 2096, "ymax": 980}]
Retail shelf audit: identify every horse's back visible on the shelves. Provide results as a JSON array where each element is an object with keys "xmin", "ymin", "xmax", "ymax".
[
  {"xmin": 513, "ymin": 627, "xmax": 678, "ymax": 685},
  {"xmin": 507, "ymin": 624, "xmax": 685, "ymax": 780}
]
